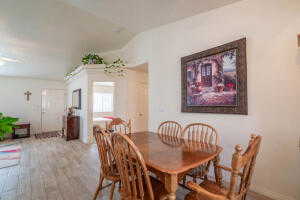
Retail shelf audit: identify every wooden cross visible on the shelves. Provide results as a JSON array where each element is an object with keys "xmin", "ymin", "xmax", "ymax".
[{"xmin": 24, "ymin": 91, "xmax": 32, "ymax": 101}]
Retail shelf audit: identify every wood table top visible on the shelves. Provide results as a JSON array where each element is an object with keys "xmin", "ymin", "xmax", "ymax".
[{"xmin": 129, "ymin": 132, "xmax": 222, "ymax": 174}]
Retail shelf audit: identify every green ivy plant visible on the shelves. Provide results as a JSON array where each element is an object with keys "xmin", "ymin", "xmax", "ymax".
[
  {"xmin": 64, "ymin": 54, "xmax": 126, "ymax": 80},
  {"xmin": 104, "ymin": 58, "xmax": 126, "ymax": 76},
  {"xmin": 81, "ymin": 53, "xmax": 105, "ymax": 65},
  {"xmin": 0, "ymin": 113, "xmax": 19, "ymax": 141},
  {"xmin": 65, "ymin": 66, "xmax": 80, "ymax": 80}
]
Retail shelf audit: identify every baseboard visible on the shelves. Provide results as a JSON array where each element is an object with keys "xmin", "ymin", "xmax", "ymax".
[{"xmin": 250, "ymin": 186, "xmax": 296, "ymax": 200}]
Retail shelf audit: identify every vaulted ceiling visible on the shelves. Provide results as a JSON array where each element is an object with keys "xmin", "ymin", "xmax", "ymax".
[{"xmin": 0, "ymin": 0, "xmax": 242, "ymax": 80}]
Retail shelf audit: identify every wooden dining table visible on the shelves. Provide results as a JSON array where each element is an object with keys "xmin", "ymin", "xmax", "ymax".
[{"xmin": 129, "ymin": 131, "xmax": 223, "ymax": 200}]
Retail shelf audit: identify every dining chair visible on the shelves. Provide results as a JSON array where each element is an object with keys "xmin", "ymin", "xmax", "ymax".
[
  {"xmin": 157, "ymin": 121, "xmax": 182, "ymax": 138},
  {"xmin": 182, "ymin": 123, "xmax": 219, "ymax": 145},
  {"xmin": 107, "ymin": 117, "xmax": 132, "ymax": 134},
  {"xmin": 158, "ymin": 133, "xmax": 183, "ymax": 147},
  {"xmin": 93, "ymin": 125, "xmax": 120, "ymax": 200},
  {"xmin": 181, "ymin": 123, "xmax": 220, "ymax": 183},
  {"xmin": 112, "ymin": 133, "xmax": 168, "ymax": 200},
  {"xmin": 185, "ymin": 134, "xmax": 262, "ymax": 200}
]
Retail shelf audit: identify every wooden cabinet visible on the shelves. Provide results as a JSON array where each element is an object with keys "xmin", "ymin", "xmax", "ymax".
[
  {"xmin": 63, "ymin": 116, "xmax": 80, "ymax": 141},
  {"xmin": 12, "ymin": 123, "xmax": 30, "ymax": 139}
]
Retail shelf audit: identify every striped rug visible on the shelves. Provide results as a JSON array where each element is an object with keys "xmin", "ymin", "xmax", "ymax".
[{"xmin": 0, "ymin": 143, "xmax": 21, "ymax": 169}]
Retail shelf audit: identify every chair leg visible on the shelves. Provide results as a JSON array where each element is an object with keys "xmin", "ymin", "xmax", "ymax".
[
  {"xmin": 109, "ymin": 181, "xmax": 116, "ymax": 200},
  {"xmin": 118, "ymin": 180, "xmax": 121, "ymax": 191},
  {"xmin": 93, "ymin": 175, "xmax": 104, "ymax": 200}
]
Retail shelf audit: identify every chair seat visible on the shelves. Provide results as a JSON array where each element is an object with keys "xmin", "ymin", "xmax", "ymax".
[
  {"xmin": 120, "ymin": 176, "xmax": 168, "ymax": 200},
  {"xmin": 185, "ymin": 179, "xmax": 227, "ymax": 200}
]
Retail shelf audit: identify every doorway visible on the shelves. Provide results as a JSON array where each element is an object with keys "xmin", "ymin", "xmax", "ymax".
[
  {"xmin": 92, "ymin": 82, "xmax": 115, "ymax": 129},
  {"xmin": 41, "ymin": 89, "xmax": 65, "ymax": 133},
  {"xmin": 201, "ymin": 63, "xmax": 212, "ymax": 87},
  {"xmin": 130, "ymin": 63, "xmax": 149, "ymax": 132}
]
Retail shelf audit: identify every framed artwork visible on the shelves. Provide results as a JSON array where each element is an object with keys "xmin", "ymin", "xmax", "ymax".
[
  {"xmin": 72, "ymin": 89, "xmax": 81, "ymax": 109},
  {"xmin": 181, "ymin": 38, "xmax": 247, "ymax": 115}
]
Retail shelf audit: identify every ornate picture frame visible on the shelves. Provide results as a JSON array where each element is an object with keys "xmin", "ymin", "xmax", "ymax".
[{"xmin": 181, "ymin": 38, "xmax": 247, "ymax": 115}]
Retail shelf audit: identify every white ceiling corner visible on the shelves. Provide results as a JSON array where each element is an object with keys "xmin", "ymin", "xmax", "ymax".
[{"xmin": 0, "ymin": 0, "xmax": 242, "ymax": 80}]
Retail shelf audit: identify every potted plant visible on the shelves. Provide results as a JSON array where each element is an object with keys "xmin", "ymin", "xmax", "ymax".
[
  {"xmin": 81, "ymin": 53, "xmax": 106, "ymax": 65},
  {"xmin": 0, "ymin": 113, "xmax": 19, "ymax": 141}
]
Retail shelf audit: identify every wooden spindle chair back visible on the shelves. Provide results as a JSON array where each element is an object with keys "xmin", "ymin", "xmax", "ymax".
[
  {"xmin": 227, "ymin": 135, "xmax": 262, "ymax": 200},
  {"xmin": 157, "ymin": 121, "xmax": 182, "ymax": 138},
  {"xmin": 185, "ymin": 135, "xmax": 262, "ymax": 200},
  {"xmin": 158, "ymin": 133, "xmax": 183, "ymax": 147},
  {"xmin": 182, "ymin": 123, "xmax": 220, "ymax": 145},
  {"xmin": 107, "ymin": 118, "xmax": 132, "ymax": 134},
  {"xmin": 112, "ymin": 133, "xmax": 154, "ymax": 200},
  {"xmin": 93, "ymin": 125, "xmax": 119, "ymax": 200},
  {"xmin": 182, "ymin": 123, "xmax": 219, "ymax": 183},
  {"xmin": 93, "ymin": 126, "xmax": 117, "ymax": 179}
]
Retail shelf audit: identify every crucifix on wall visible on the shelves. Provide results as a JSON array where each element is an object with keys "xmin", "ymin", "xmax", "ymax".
[{"xmin": 24, "ymin": 91, "xmax": 32, "ymax": 101}]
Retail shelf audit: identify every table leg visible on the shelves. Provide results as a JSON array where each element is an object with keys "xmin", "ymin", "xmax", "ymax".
[
  {"xmin": 213, "ymin": 155, "xmax": 223, "ymax": 187},
  {"xmin": 164, "ymin": 174, "xmax": 178, "ymax": 200}
]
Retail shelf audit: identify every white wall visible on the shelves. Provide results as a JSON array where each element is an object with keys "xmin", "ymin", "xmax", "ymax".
[
  {"xmin": 0, "ymin": 76, "xmax": 65, "ymax": 134},
  {"xmin": 100, "ymin": 0, "xmax": 300, "ymax": 199},
  {"xmin": 66, "ymin": 72, "xmax": 89, "ymax": 143}
]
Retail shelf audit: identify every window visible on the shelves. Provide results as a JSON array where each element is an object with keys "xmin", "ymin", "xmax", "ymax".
[{"xmin": 93, "ymin": 93, "xmax": 114, "ymax": 112}]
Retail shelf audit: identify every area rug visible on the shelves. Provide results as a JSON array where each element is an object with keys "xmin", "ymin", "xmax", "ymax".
[
  {"xmin": 0, "ymin": 143, "xmax": 21, "ymax": 169},
  {"xmin": 35, "ymin": 131, "xmax": 61, "ymax": 139}
]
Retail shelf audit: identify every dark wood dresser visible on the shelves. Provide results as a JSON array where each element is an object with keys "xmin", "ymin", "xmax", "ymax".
[{"xmin": 62, "ymin": 116, "xmax": 80, "ymax": 141}]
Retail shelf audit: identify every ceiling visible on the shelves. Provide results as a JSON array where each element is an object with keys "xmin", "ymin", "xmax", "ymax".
[
  {"xmin": 61, "ymin": 0, "xmax": 242, "ymax": 34},
  {"xmin": 0, "ymin": 0, "xmax": 242, "ymax": 80}
]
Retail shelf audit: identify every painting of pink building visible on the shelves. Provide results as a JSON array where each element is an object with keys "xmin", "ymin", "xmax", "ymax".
[{"xmin": 186, "ymin": 49, "xmax": 237, "ymax": 106}]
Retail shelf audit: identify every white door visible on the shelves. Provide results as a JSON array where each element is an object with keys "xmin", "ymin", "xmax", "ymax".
[
  {"xmin": 41, "ymin": 89, "xmax": 65, "ymax": 133},
  {"xmin": 134, "ymin": 82, "xmax": 148, "ymax": 132}
]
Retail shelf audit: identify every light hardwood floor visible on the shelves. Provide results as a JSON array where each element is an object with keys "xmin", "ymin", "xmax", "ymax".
[{"xmin": 0, "ymin": 137, "xmax": 273, "ymax": 200}]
